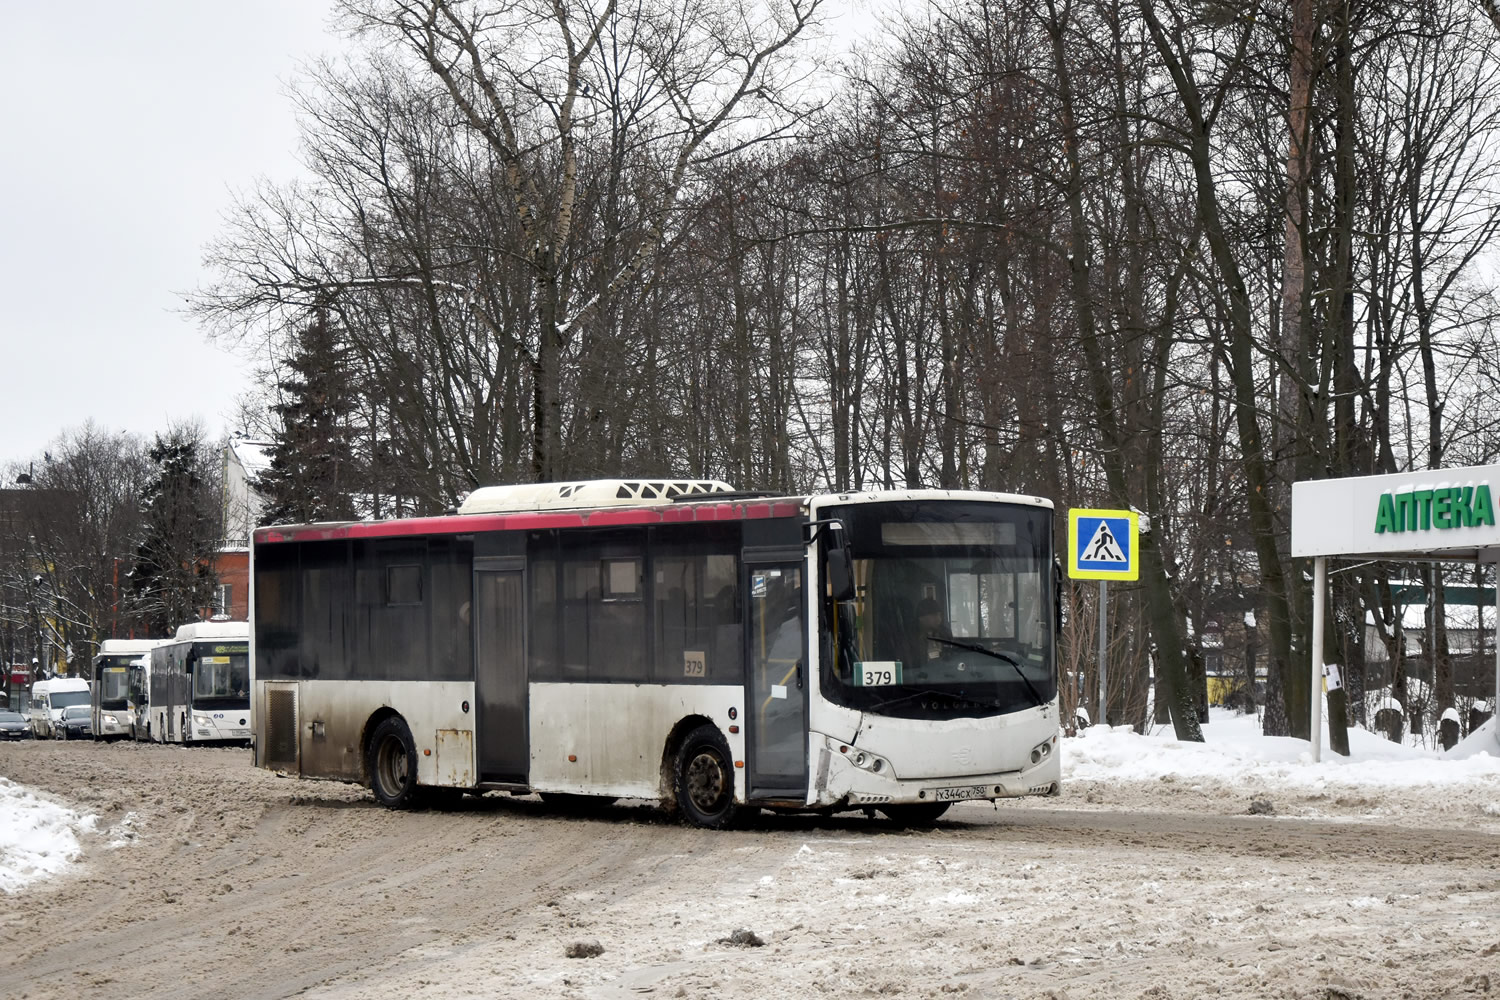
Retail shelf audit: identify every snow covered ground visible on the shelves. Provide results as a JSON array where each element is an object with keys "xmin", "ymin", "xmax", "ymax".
[
  {"xmin": 4, "ymin": 726, "xmax": 1499, "ymax": 999},
  {"xmin": 3, "ymin": 708, "xmax": 1497, "ymax": 897},
  {"xmin": 0, "ymin": 775, "xmax": 97, "ymax": 893}
]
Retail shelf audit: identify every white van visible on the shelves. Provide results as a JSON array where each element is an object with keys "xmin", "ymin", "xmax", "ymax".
[{"xmin": 29, "ymin": 677, "xmax": 91, "ymax": 739}]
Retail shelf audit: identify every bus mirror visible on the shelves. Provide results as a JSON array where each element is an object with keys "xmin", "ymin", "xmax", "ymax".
[
  {"xmin": 184, "ymin": 651, "xmax": 197, "ymax": 674},
  {"xmin": 827, "ymin": 548, "xmax": 855, "ymax": 602},
  {"xmin": 1054, "ymin": 557, "xmax": 1064, "ymax": 636}
]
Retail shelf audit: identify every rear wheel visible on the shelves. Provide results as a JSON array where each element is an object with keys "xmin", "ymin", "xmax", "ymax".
[
  {"xmin": 674, "ymin": 724, "xmax": 738, "ymax": 829},
  {"xmin": 367, "ymin": 716, "xmax": 421, "ymax": 809},
  {"xmin": 878, "ymin": 802, "xmax": 951, "ymax": 827}
]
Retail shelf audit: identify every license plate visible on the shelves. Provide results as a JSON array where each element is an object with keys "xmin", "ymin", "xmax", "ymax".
[{"xmin": 931, "ymin": 785, "xmax": 989, "ymax": 802}]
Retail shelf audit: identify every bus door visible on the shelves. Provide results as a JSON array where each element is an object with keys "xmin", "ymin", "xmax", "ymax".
[
  {"xmin": 744, "ymin": 558, "xmax": 808, "ymax": 798},
  {"xmin": 473, "ymin": 558, "xmax": 529, "ymax": 783}
]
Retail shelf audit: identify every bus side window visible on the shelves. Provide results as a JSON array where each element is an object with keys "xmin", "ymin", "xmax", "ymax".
[{"xmin": 650, "ymin": 531, "xmax": 741, "ymax": 683}]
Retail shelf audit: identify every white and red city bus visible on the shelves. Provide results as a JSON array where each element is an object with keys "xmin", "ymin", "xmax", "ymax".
[{"xmin": 250, "ymin": 480, "xmax": 1061, "ymax": 827}]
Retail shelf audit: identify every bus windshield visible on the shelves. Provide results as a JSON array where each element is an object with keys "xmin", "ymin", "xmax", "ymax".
[
  {"xmin": 819, "ymin": 500, "xmax": 1056, "ymax": 720},
  {"xmin": 192, "ymin": 645, "xmax": 250, "ymax": 707},
  {"xmin": 95, "ymin": 658, "xmax": 133, "ymax": 707},
  {"xmin": 128, "ymin": 662, "xmax": 149, "ymax": 705}
]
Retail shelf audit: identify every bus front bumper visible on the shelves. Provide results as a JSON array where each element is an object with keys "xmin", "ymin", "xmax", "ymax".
[
  {"xmin": 809, "ymin": 732, "xmax": 1061, "ymax": 809},
  {"xmin": 96, "ymin": 714, "xmax": 131, "ymax": 736}
]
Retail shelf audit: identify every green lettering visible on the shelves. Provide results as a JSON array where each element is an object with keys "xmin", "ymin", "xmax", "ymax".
[
  {"xmin": 1412, "ymin": 490, "xmax": 1433, "ymax": 530},
  {"xmin": 1459, "ymin": 486, "xmax": 1476, "ymax": 527},
  {"xmin": 1395, "ymin": 492, "xmax": 1415, "ymax": 531},
  {"xmin": 1475, "ymin": 484, "xmax": 1496, "ymax": 527},
  {"xmin": 1433, "ymin": 490, "xmax": 1452, "ymax": 529},
  {"xmin": 1375, "ymin": 493, "xmax": 1397, "ymax": 534}
]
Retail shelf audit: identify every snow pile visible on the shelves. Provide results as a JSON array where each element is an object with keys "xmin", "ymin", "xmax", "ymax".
[
  {"xmin": 1065, "ymin": 708, "xmax": 1500, "ymax": 792},
  {"xmin": 0, "ymin": 776, "xmax": 97, "ymax": 893}
]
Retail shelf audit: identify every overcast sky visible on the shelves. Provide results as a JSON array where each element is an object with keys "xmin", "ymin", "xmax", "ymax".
[
  {"xmin": 0, "ymin": 2, "xmax": 339, "ymax": 466},
  {"xmin": 0, "ymin": 1, "xmax": 884, "ymax": 473}
]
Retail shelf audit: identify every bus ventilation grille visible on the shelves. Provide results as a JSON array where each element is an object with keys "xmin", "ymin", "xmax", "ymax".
[{"xmin": 265, "ymin": 688, "xmax": 299, "ymax": 771}]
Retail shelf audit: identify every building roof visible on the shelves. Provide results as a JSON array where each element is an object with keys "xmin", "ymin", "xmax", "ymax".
[{"xmin": 227, "ymin": 437, "xmax": 274, "ymax": 475}]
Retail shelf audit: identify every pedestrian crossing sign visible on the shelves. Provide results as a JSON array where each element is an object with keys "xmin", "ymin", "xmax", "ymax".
[{"xmin": 1068, "ymin": 508, "xmax": 1139, "ymax": 581}]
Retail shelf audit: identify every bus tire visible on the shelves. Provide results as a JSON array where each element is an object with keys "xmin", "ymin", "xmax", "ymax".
[
  {"xmin": 878, "ymin": 802, "xmax": 950, "ymax": 827},
  {"xmin": 367, "ymin": 716, "xmax": 421, "ymax": 809},
  {"xmin": 674, "ymin": 724, "xmax": 738, "ymax": 829}
]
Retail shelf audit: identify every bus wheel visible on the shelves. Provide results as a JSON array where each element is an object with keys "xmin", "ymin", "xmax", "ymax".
[
  {"xmin": 367, "ymin": 716, "xmax": 421, "ymax": 809},
  {"xmin": 878, "ymin": 802, "xmax": 950, "ymax": 827},
  {"xmin": 674, "ymin": 724, "xmax": 738, "ymax": 829}
]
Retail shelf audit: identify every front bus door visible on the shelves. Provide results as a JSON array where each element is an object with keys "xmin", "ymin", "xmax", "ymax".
[
  {"xmin": 474, "ymin": 561, "xmax": 529, "ymax": 783},
  {"xmin": 745, "ymin": 560, "xmax": 809, "ymax": 798}
]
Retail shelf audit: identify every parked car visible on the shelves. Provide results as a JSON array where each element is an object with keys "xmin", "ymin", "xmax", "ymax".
[
  {"xmin": 59, "ymin": 705, "xmax": 92, "ymax": 740},
  {"xmin": 0, "ymin": 710, "xmax": 31, "ymax": 740}
]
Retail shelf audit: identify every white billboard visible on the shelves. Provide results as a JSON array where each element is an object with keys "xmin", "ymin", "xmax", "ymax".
[{"xmin": 1291, "ymin": 464, "xmax": 1500, "ymax": 559}]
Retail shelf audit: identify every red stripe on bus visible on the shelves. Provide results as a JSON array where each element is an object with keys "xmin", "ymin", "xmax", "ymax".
[{"xmin": 253, "ymin": 501, "xmax": 804, "ymax": 545}]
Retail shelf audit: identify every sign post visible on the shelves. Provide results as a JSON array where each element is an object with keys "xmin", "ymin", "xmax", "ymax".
[{"xmin": 1069, "ymin": 509, "xmax": 1140, "ymax": 727}]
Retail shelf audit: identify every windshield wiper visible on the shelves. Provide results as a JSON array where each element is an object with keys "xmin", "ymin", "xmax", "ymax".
[{"xmin": 926, "ymin": 635, "xmax": 1045, "ymax": 708}]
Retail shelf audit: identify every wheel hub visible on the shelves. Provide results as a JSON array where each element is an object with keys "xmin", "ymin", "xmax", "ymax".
[{"xmin": 686, "ymin": 751, "xmax": 727, "ymax": 810}]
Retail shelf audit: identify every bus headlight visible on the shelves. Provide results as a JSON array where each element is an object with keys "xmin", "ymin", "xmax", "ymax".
[
  {"xmin": 102, "ymin": 714, "xmax": 119, "ymax": 725},
  {"xmin": 1029, "ymin": 739, "xmax": 1054, "ymax": 765},
  {"xmin": 851, "ymin": 751, "xmax": 888, "ymax": 773},
  {"xmin": 193, "ymin": 714, "xmax": 213, "ymax": 727}
]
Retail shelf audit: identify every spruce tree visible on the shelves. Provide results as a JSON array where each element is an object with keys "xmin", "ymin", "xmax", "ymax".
[
  {"xmin": 131, "ymin": 427, "xmax": 219, "ymax": 636},
  {"xmin": 257, "ymin": 312, "xmax": 361, "ymax": 524}
]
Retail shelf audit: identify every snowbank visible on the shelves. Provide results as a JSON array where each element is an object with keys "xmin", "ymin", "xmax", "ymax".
[
  {"xmin": 1066, "ymin": 708, "xmax": 1500, "ymax": 791},
  {"xmin": 0, "ymin": 776, "xmax": 96, "ymax": 893}
]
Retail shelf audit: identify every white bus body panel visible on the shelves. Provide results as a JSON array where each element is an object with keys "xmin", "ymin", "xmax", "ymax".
[
  {"xmin": 528, "ymin": 682, "xmax": 743, "ymax": 799},
  {"xmin": 806, "ymin": 703, "xmax": 1060, "ymax": 808},
  {"xmin": 264, "ymin": 679, "xmax": 476, "ymax": 786},
  {"xmin": 188, "ymin": 708, "xmax": 252, "ymax": 742},
  {"xmin": 94, "ymin": 709, "xmax": 132, "ymax": 738},
  {"xmin": 851, "ymin": 702, "xmax": 1057, "ymax": 780}
]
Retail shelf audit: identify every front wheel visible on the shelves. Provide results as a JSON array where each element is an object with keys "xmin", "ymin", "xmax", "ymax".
[
  {"xmin": 367, "ymin": 716, "xmax": 421, "ymax": 809},
  {"xmin": 674, "ymin": 724, "xmax": 738, "ymax": 829},
  {"xmin": 878, "ymin": 802, "xmax": 951, "ymax": 827}
]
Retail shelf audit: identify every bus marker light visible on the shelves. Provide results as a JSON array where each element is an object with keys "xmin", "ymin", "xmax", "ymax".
[
  {"xmin": 728, "ymin": 707, "xmax": 737, "ymax": 720},
  {"xmin": 568, "ymin": 754, "xmax": 577, "ymax": 762},
  {"xmin": 728, "ymin": 725, "xmax": 739, "ymax": 734},
  {"xmin": 424, "ymin": 749, "xmax": 432, "ymax": 756},
  {"xmin": 839, "ymin": 745, "xmax": 848, "ymax": 753},
  {"xmin": 735, "ymin": 761, "xmax": 744, "ymax": 768}
]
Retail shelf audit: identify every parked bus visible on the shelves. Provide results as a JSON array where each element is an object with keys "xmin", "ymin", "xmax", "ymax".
[
  {"xmin": 28, "ymin": 677, "xmax": 90, "ymax": 739},
  {"xmin": 251, "ymin": 480, "xmax": 1061, "ymax": 827},
  {"xmin": 91, "ymin": 639, "xmax": 163, "ymax": 740},
  {"xmin": 150, "ymin": 621, "xmax": 251, "ymax": 744}
]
